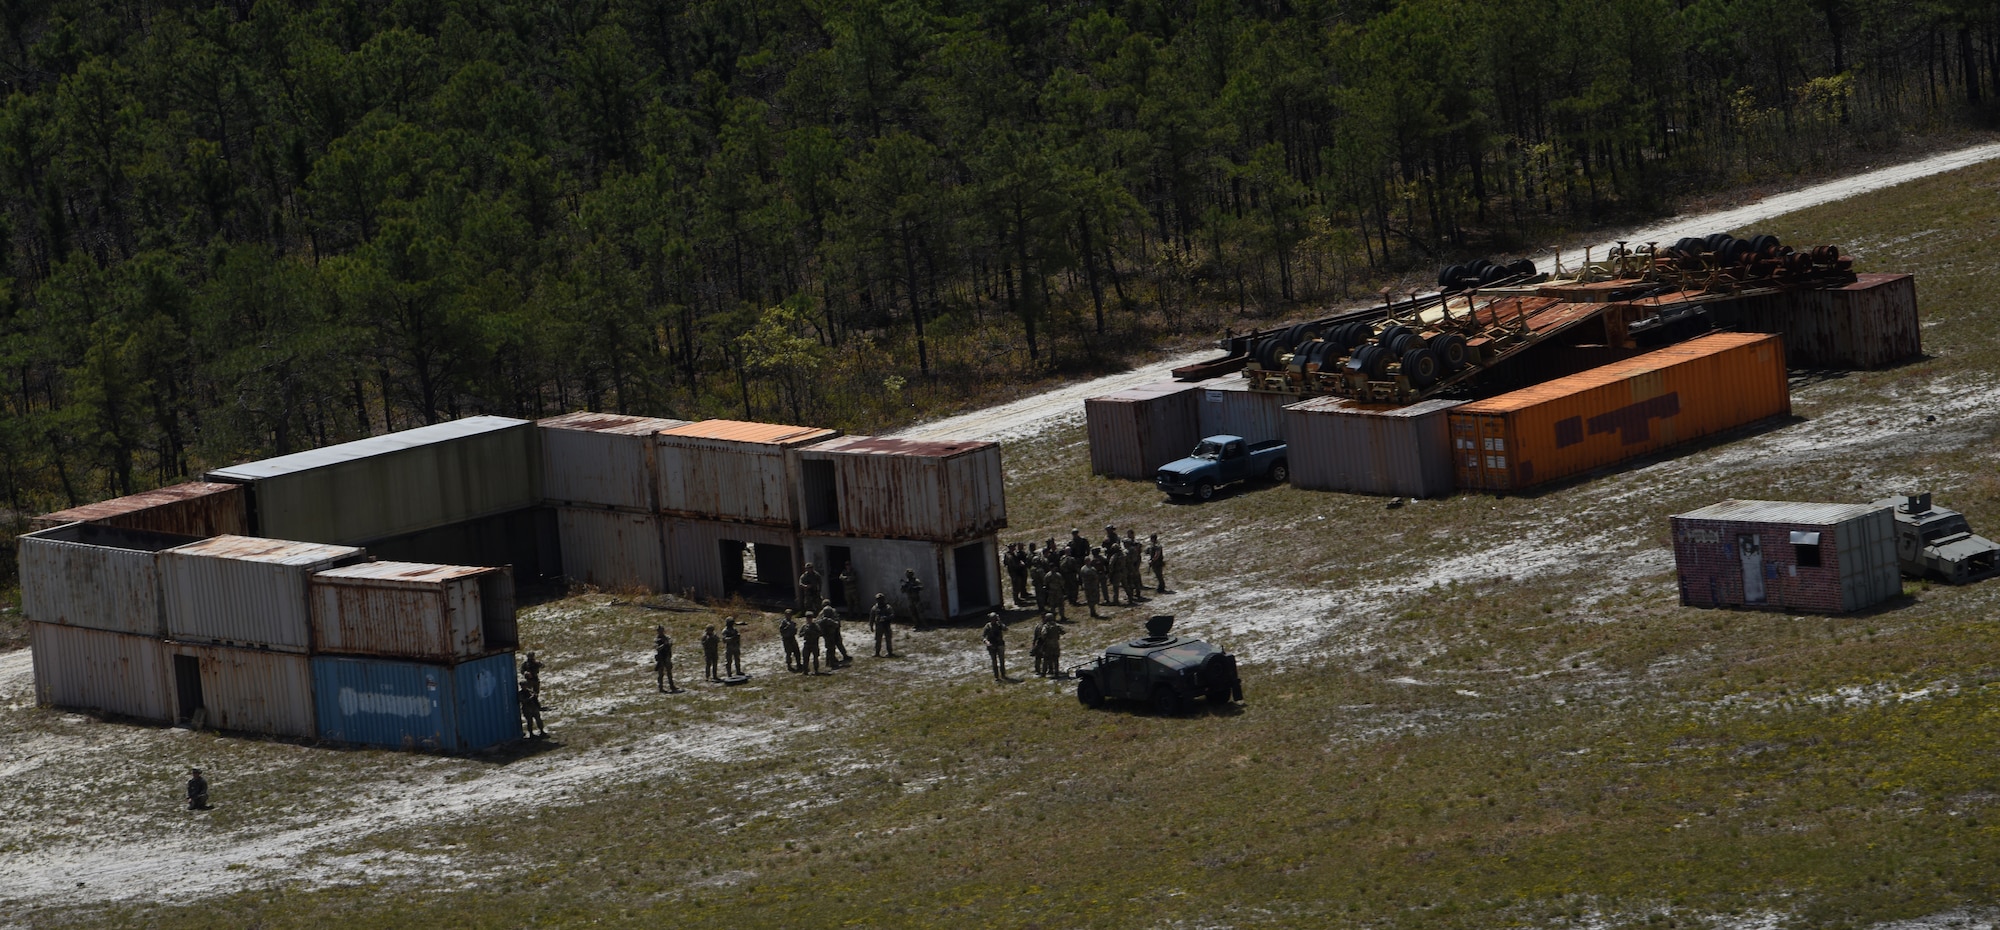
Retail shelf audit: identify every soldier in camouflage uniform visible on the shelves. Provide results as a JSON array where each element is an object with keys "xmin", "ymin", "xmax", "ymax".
[
  {"xmin": 818, "ymin": 600, "xmax": 849, "ymax": 665},
  {"xmin": 779, "ymin": 611, "xmax": 801, "ymax": 672},
  {"xmin": 1041, "ymin": 617, "xmax": 1065, "ymax": 677},
  {"xmin": 868, "ymin": 593, "xmax": 896, "ymax": 657},
  {"xmin": 1091, "ymin": 547, "xmax": 1115, "ymax": 606},
  {"xmin": 1122, "ymin": 531, "xmax": 1146, "ymax": 602},
  {"xmin": 654, "ymin": 625, "xmax": 676, "ymax": 692},
  {"xmin": 1148, "ymin": 534, "xmax": 1167, "ymax": 592},
  {"xmin": 798, "ymin": 612, "xmax": 822, "ymax": 674},
  {"xmin": 1059, "ymin": 550, "xmax": 1082, "ymax": 606},
  {"xmin": 722, "ymin": 618, "xmax": 744, "ymax": 677},
  {"xmin": 797, "ymin": 563, "xmax": 823, "ymax": 611},
  {"xmin": 1038, "ymin": 563, "xmax": 1066, "ymax": 621},
  {"xmin": 520, "ymin": 686, "xmax": 547, "ymax": 737},
  {"xmin": 899, "ymin": 569, "xmax": 925, "ymax": 627},
  {"xmin": 1004, "ymin": 543, "xmax": 1029, "ymax": 605},
  {"xmin": 1078, "ymin": 559, "xmax": 1103, "ymax": 619},
  {"xmin": 982, "ymin": 613, "xmax": 1007, "ymax": 681},
  {"xmin": 839, "ymin": 566, "xmax": 862, "ymax": 616},
  {"xmin": 700, "ymin": 625, "xmax": 721, "ymax": 682}
]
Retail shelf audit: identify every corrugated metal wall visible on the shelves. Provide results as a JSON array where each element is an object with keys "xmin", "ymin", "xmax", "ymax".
[
  {"xmin": 796, "ymin": 438, "xmax": 1007, "ymax": 542},
  {"xmin": 310, "ymin": 563, "xmax": 512, "ymax": 660},
  {"xmin": 19, "ymin": 523, "xmax": 187, "ymax": 636},
  {"xmin": 365, "ymin": 506, "xmax": 562, "ymax": 590},
  {"xmin": 1282, "ymin": 397, "xmax": 1461, "ymax": 498},
  {"xmin": 1739, "ymin": 273, "xmax": 1920, "ymax": 370},
  {"xmin": 161, "ymin": 537, "xmax": 366, "ymax": 652},
  {"xmin": 556, "ymin": 507, "xmax": 669, "ymax": 592},
  {"xmin": 210, "ymin": 417, "xmax": 540, "ymax": 545},
  {"xmin": 662, "ymin": 518, "xmax": 799, "ymax": 600},
  {"xmin": 1835, "ymin": 507, "xmax": 1902, "ymax": 611},
  {"xmin": 656, "ymin": 440, "xmax": 800, "ymax": 527},
  {"xmin": 163, "ymin": 641, "xmax": 317, "ymax": 738},
  {"xmin": 29, "ymin": 622, "xmax": 173, "ymax": 722},
  {"xmin": 30, "ymin": 482, "xmax": 248, "ymax": 537},
  {"xmin": 1450, "ymin": 333, "xmax": 1789, "ymax": 491},
  {"xmin": 1085, "ymin": 381, "xmax": 1201, "ymax": 479},
  {"xmin": 538, "ymin": 413, "xmax": 686, "ymax": 510},
  {"xmin": 313, "ymin": 653, "xmax": 520, "ymax": 752},
  {"xmin": 798, "ymin": 533, "xmax": 1000, "ymax": 620},
  {"xmin": 1195, "ymin": 378, "xmax": 1290, "ymax": 445}
]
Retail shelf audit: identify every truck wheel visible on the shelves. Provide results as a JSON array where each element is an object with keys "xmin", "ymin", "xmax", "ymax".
[
  {"xmin": 1205, "ymin": 682, "xmax": 1232, "ymax": 705},
  {"xmin": 1078, "ymin": 676, "xmax": 1104, "ymax": 708},
  {"xmin": 1151, "ymin": 685, "xmax": 1182, "ymax": 716},
  {"xmin": 1267, "ymin": 460, "xmax": 1289, "ymax": 484},
  {"xmin": 1196, "ymin": 482, "xmax": 1215, "ymax": 502}
]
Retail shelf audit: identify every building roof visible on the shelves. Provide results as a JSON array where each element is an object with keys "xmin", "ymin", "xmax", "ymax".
[
  {"xmin": 312, "ymin": 560, "xmax": 500, "ymax": 584},
  {"xmin": 1674, "ymin": 499, "xmax": 1890, "ymax": 526},
  {"xmin": 656, "ymin": 419, "xmax": 839, "ymax": 446},
  {"xmin": 165, "ymin": 534, "xmax": 366, "ymax": 565},
  {"xmin": 1284, "ymin": 396, "xmax": 1465, "ymax": 418},
  {"xmin": 537, "ymin": 411, "xmax": 690, "ymax": 436},
  {"xmin": 801, "ymin": 435, "xmax": 994, "ymax": 458},
  {"xmin": 208, "ymin": 416, "xmax": 529, "ymax": 480},
  {"xmin": 35, "ymin": 482, "xmax": 238, "ymax": 524}
]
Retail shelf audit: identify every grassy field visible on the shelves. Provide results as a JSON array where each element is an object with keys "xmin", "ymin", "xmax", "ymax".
[{"xmin": 9, "ymin": 159, "xmax": 2000, "ymax": 929}]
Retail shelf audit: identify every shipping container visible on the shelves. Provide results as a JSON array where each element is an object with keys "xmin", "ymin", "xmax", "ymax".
[
  {"xmin": 654, "ymin": 420, "xmax": 839, "ymax": 527},
  {"xmin": 159, "ymin": 640, "xmax": 317, "ymax": 737},
  {"xmin": 312, "ymin": 652, "xmax": 520, "ymax": 752},
  {"xmin": 662, "ymin": 517, "xmax": 799, "ymax": 602},
  {"xmin": 1739, "ymin": 273, "xmax": 1920, "ymax": 370},
  {"xmin": 1084, "ymin": 380, "xmax": 1203, "ymax": 479},
  {"xmin": 1195, "ymin": 378, "xmax": 1290, "ymax": 445},
  {"xmin": 207, "ymin": 416, "xmax": 539, "ymax": 545},
  {"xmin": 29, "ymin": 622, "xmax": 173, "ymax": 723},
  {"xmin": 30, "ymin": 482, "xmax": 248, "ymax": 537},
  {"xmin": 160, "ymin": 535, "xmax": 368, "ymax": 652},
  {"xmin": 1281, "ymin": 397, "xmax": 1462, "ymax": 498},
  {"xmin": 365, "ymin": 506, "xmax": 562, "ymax": 591},
  {"xmin": 1449, "ymin": 333, "xmax": 1789, "ymax": 492},
  {"xmin": 310, "ymin": 561, "xmax": 517, "ymax": 661},
  {"xmin": 538, "ymin": 412, "xmax": 688, "ymax": 510},
  {"xmin": 19, "ymin": 523, "xmax": 193, "ymax": 637},
  {"xmin": 794, "ymin": 436, "xmax": 1006, "ymax": 542},
  {"xmin": 555, "ymin": 507, "xmax": 669, "ymax": 592},
  {"xmin": 1671, "ymin": 500, "xmax": 1901, "ymax": 613},
  {"xmin": 799, "ymin": 533, "xmax": 1001, "ymax": 621}
]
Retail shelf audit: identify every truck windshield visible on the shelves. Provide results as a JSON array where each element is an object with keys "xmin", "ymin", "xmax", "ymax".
[{"xmin": 1192, "ymin": 441, "xmax": 1222, "ymax": 459}]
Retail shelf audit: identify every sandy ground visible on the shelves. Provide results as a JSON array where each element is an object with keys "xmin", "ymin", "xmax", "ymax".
[{"xmin": 6, "ymin": 141, "xmax": 2000, "ymax": 925}]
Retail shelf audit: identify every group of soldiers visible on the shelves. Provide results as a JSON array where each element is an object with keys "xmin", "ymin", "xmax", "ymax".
[
  {"xmin": 976, "ymin": 612, "xmax": 1070, "ymax": 681},
  {"xmin": 1003, "ymin": 526, "xmax": 1166, "ymax": 621},
  {"xmin": 798, "ymin": 562, "xmax": 929, "ymax": 628},
  {"xmin": 648, "ymin": 580, "xmax": 903, "ymax": 688}
]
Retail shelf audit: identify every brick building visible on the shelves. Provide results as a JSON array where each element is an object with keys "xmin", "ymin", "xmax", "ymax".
[{"xmin": 1671, "ymin": 500, "xmax": 1901, "ymax": 614}]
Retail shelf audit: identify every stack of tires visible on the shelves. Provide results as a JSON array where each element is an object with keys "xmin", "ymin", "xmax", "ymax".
[{"xmin": 1438, "ymin": 258, "xmax": 1538, "ymax": 292}]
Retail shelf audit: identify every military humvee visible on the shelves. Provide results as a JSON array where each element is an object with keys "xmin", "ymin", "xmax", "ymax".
[
  {"xmin": 1873, "ymin": 493, "xmax": 2000, "ymax": 584},
  {"xmin": 1075, "ymin": 616, "xmax": 1241, "ymax": 714}
]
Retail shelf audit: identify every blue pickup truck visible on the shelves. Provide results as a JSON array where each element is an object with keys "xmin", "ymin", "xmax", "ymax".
[{"xmin": 1155, "ymin": 435, "xmax": 1289, "ymax": 501}]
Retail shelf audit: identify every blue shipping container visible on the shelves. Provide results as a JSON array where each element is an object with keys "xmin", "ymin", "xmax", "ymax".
[{"xmin": 312, "ymin": 652, "xmax": 521, "ymax": 752}]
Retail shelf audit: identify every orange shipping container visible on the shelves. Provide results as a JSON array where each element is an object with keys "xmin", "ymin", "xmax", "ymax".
[{"xmin": 1449, "ymin": 332, "xmax": 1789, "ymax": 491}]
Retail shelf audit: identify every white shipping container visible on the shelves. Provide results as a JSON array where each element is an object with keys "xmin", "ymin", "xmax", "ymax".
[
  {"xmin": 556, "ymin": 508, "xmax": 670, "ymax": 592},
  {"xmin": 795, "ymin": 437, "xmax": 1007, "ymax": 542},
  {"xmin": 799, "ymin": 533, "xmax": 1001, "ymax": 621},
  {"xmin": 538, "ymin": 412, "xmax": 688, "ymax": 510},
  {"xmin": 29, "ymin": 622, "xmax": 173, "ymax": 723},
  {"xmin": 655, "ymin": 420, "xmax": 839, "ymax": 526},
  {"xmin": 310, "ymin": 561, "xmax": 518, "ymax": 661},
  {"xmin": 161, "ymin": 535, "xmax": 367, "ymax": 653},
  {"xmin": 19, "ymin": 523, "xmax": 191, "ymax": 637},
  {"xmin": 160, "ymin": 641, "xmax": 317, "ymax": 738}
]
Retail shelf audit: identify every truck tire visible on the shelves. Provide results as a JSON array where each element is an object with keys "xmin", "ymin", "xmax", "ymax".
[
  {"xmin": 1206, "ymin": 681, "xmax": 1232, "ymax": 705},
  {"xmin": 1078, "ymin": 676, "xmax": 1104, "ymax": 708},
  {"xmin": 1196, "ymin": 482, "xmax": 1215, "ymax": 502},
  {"xmin": 1267, "ymin": 460, "xmax": 1288, "ymax": 483},
  {"xmin": 1151, "ymin": 685, "xmax": 1183, "ymax": 716}
]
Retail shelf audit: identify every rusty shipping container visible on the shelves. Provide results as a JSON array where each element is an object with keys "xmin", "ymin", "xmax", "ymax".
[
  {"xmin": 161, "ymin": 535, "xmax": 367, "ymax": 653},
  {"xmin": 1672, "ymin": 500, "xmax": 1900, "ymax": 613},
  {"xmin": 538, "ymin": 412, "xmax": 688, "ymax": 511},
  {"xmin": 160, "ymin": 640, "xmax": 317, "ymax": 737},
  {"xmin": 799, "ymin": 533, "xmax": 1001, "ymax": 620},
  {"xmin": 208, "ymin": 415, "xmax": 539, "ymax": 545},
  {"xmin": 663, "ymin": 517, "xmax": 799, "ymax": 602},
  {"xmin": 1084, "ymin": 380, "xmax": 1202, "ymax": 479},
  {"xmin": 1281, "ymin": 397, "xmax": 1462, "ymax": 498},
  {"xmin": 310, "ymin": 561, "xmax": 518, "ymax": 661},
  {"xmin": 29, "ymin": 621, "xmax": 173, "ymax": 723},
  {"xmin": 1449, "ymin": 332, "xmax": 1789, "ymax": 492},
  {"xmin": 19, "ymin": 523, "xmax": 193, "ymax": 637},
  {"xmin": 556, "ymin": 507, "xmax": 670, "ymax": 592},
  {"xmin": 654, "ymin": 420, "xmax": 839, "ymax": 527},
  {"xmin": 29, "ymin": 481, "xmax": 248, "ymax": 537},
  {"xmin": 1195, "ymin": 378, "xmax": 1290, "ymax": 445},
  {"xmin": 794, "ymin": 436, "xmax": 1006, "ymax": 542},
  {"xmin": 1739, "ymin": 273, "xmax": 1920, "ymax": 370}
]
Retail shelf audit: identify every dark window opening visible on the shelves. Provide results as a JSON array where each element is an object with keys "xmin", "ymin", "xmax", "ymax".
[
  {"xmin": 1795, "ymin": 543, "xmax": 1822, "ymax": 568},
  {"xmin": 479, "ymin": 572, "xmax": 519, "ymax": 650},
  {"xmin": 721, "ymin": 540, "xmax": 794, "ymax": 601},
  {"xmin": 802, "ymin": 460, "xmax": 839, "ymax": 531},
  {"xmin": 173, "ymin": 655, "xmax": 205, "ymax": 726},
  {"xmin": 825, "ymin": 545, "xmax": 853, "ymax": 608},
  {"xmin": 954, "ymin": 541, "xmax": 991, "ymax": 613}
]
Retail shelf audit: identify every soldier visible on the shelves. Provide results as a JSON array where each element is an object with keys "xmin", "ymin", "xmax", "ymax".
[
  {"xmin": 722, "ymin": 618, "xmax": 744, "ymax": 677},
  {"xmin": 779, "ymin": 611, "xmax": 802, "ymax": 672},
  {"xmin": 1041, "ymin": 619, "xmax": 1065, "ymax": 677},
  {"xmin": 1102, "ymin": 524, "xmax": 1121, "ymax": 555},
  {"xmin": 797, "ymin": 563, "xmax": 823, "ymax": 611},
  {"xmin": 1091, "ymin": 547, "xmax": 1115, "ymax": 606},
  {"xmin": 519, "ymin": 686, "xmax": 547, "ymax": 737},
  {"xmin": 1005, "ymin": 543, "xmax": 1029, "ymax": 605},
  {"xmin": 1123, "ymin": 531, "xmax": 1146, "ymax": 602},
  {"xmin": 798, "ymin": 612, "xmax": 822, "ymax": 674},
  {"xmin": 1037, "ymin": 563, "xmax": 1066, "ymax": 621},
  {"xmin": 700, "ymin": 625, "xmax": 721, "ymax": 682},
  {"xmin": 840, "ymin": 566, "xmax": 862, "ymax": 616},
  {"xmin": 818, "ymin": 600, "xmax": 850, "ymax": 665},
  {"xmin": 1029, "ymin": 617, "xmax": 1047, "ymax": 676},
  {"xmin": 1148, "ymin": 534, "xmax": 1167, "ymax": 592},
  {"xmin": 187, "ymin": 768, "xmax": 209, "ymax": 811},
  {"xmin": 654, "ymin": 625, "xmax": 676, "ymax": 692},
  {"xmin": 1067, "ymin": 528, "xmax": 1091, "ymax": 563},
  {"xmin": 982, "ymin": 613, "xmax": 1007, "ymax": 681},
  {"xmin": 1060, "ymin": 550, "xmax": 1082, "ymax": 606},
  {"xmin": 520, "ymin": 651, "xmax": 543, "ymax": 698},
  {"xmin": 899, "ymin": 569, "xmax": 925, "ymax": 626},
  {"xmin": 869, "ymin": 592, "xmax": 896, "ymax": 657},
  {"xmin": 1079, "ymin": 559, "xmax": 1103, "ymax": 618}
]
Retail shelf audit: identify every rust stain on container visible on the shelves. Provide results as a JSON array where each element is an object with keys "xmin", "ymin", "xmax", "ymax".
[
  {"xmin": 29, "ymin": 622, "xmax": 174, "ymax": 723},
  {"xmin": 1449, "ymin": 332, "xmax": 1790, "ymax": 492},
  {"xmin": 1085, "ymin": 381, "xmax": 1201, "ymax": 479},
  {"xmin": 794, "ymin": 436, "xmax": 1006, "ymax": 542},
  {"xmin": 19, "ymin": 523, "xmax": 192, "ymax": 637},
  {"xmin": 310, "ymin": 560, "xmax": 518, "ymax": 661},
  {"xmin": 538, "ymin": 412, "xmax": 688, "ymax": 511},
  {"xmin": 160, "ymin": 535, "xmax": 368, "ymax": 653},
  {"xmin": 30, "ymin": 482, "xmax": 248, "ymax": 537},
  {"xmin": 555, "ymin": 507, "xmax": 670, "ymax": 592},
  {"xmin": 655, "ymin": 420, "xmax": 840, "ymax": 527}
]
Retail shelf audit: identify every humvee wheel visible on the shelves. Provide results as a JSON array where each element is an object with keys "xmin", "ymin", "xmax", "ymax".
[
  {"xmin": 1205, "ymin": 682, "xmax": 1232, "ymax": 705},
  {"xmin": 1151, "ymin": 685, "xmax": 1182, "ymax": 716},
  {"xmin": 1078, "ymin": 676, "xmax": 1104, "ymax": 708}
]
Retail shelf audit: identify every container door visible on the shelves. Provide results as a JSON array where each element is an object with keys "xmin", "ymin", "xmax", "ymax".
[
  {"xmin": 1738, "ymin": 534, "xmax": 1765, "ymax": 604},
  {"xmin": 1467, "ymin": 416, "xmax": 1513, "ymax": 490},
  {"xmin": 954, "ymin": 541, "xmax": 991, "ymax": 614},
  {"xmin": 173, "ymin": 654, "xmax": 205, "ymax": 725},
  {"xmin": 1450, "ymin": 417, "xmax": 1483, "ymax": 489}
]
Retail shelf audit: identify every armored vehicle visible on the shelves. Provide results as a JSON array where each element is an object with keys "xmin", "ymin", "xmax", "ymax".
[
  {"xmin": 1872, "ymin": 493, "xmax": 2000, "ymax": 584},
  {"xmin": 1075, "ymin": 616, "xmax": 1241, "ymax": 714}
]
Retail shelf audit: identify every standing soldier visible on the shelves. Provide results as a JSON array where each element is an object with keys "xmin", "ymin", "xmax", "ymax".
[
  {"xmin": 1029, "ymin": 616, "xmax": 1047, "ymax": 676},
  {"xmin": 721, "ymin": 618, "xmax": 744, "ymax": 677},
  {"xmin": 520, "ymin": 652, "xmax": 544, "ymax": 698},
  {"xmin": 818, "ymin": 600, "xmax": 850, "ymax": 665},
  {"xmin": 1037, "ymin": 563, "xmax": 1066, "ymax": 621},
  {"xmin": 1066, "ymin": 528, "xmax": 1091, "ymax": 563},
  {"xmin": 1005, "ymin": 544, "xmax": 1029, "ymax": 605},
  {"xmin": 779, "ymin": 611, "xmax": 802, "ymax": 672},
  {"xmin": 654, "ymin": 625, "xmax": 677, "ymax": 692},
  {"xmin": 700, "ymin": 625, "xmax": 721, "ymax": 682},
  {"xmin": 1123, "ymin": 531, "xmax": 1146, "ymax": 602},
  {"xmin": 869, "ymin": 593, "xmax": 896, "ymax": 657},
  {"xmin": 1092, "ymin": 547, "xmax": 1115, "ymax": 606},
  {"xmin": 187, "ymin": 768, "xmax": 210, "ymax": 811},
  {"xmin": 1060, "ymin": 550, "xmax": 1083, "ymax": 606},
  {"xmin": 1148, "ymin": 534, "xmax": 1167, "ymax": 592},
  {"xmin": 1102, "ymin": 524, "xmax": 1121, "ymax": 557},
  {"xmin": 840, "ymin": 566, "xmax": 862, "ymax": 616},
  {"xmin": 520, "ymin": 686, "xmax": 547, "ymax": 738},
  {"xmin": 982, "ymin": 613, "xmax": 1008, "ymax": 681},
  {"xmin": 799, "ymin": 612, "xmax": 823, "ymax": 674},
  {"xmin": 797, "ymin": 563, "xmax": 823, "ymax": 611},
  {"xmin": 899, "ymin": 569, "xmax": 926, "ymax": 627},
  {"xmin": 1079, "ymin": 559, "xmax": 1103, "ymax": 618},
  {"xmin": 1041, "ymin": 619, "xmax": 1065, "ymax": 677}
]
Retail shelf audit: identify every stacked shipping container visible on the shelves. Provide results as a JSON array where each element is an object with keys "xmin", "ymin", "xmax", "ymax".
[
  {"xmin": 653, "ymin": 420, "xmax": 837, "ymax": 601},
  {"xmin": 29, "ymin": 481, "xmax": 248, "ymax": 537},
  {"xmin": 539, "ymin": 412, "xmax": 688, "ymax": 591}
]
